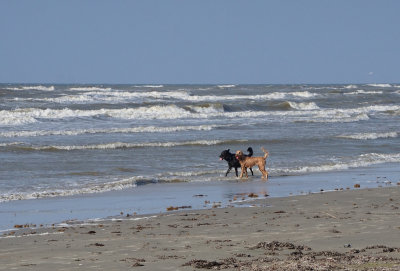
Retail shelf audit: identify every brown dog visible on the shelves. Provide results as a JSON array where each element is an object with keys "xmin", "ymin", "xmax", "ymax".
[{"xmin": 235, "ymin": 147, "xmax": 269, "ymax": 179}]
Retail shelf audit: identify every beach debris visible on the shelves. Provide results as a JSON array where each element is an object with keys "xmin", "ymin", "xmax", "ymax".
[
  {"xmin": 273, "ymin": 210, "xmax": 286, "ymax": 214},
  {"xmin": 13, "ymin": 224, "xmax": 36, "ymax": 229},
  {"xmin": 91, "ymin": 243, "xmax": 104, "ymax": 247},
  {"xmin": 252, "ymin": 241, "xmax": 311, "ymax": 251},
  {"xmin": 183, "ymin": 259, "xmax": 224, "ymax": 269},
  {"xmin": 166, "ymin": 205, "xmax": 192, "ymax": 211},
  {"xmin": 354, "ymin": 184, "xmax": 361, "ymax": 188},
  {"xmin": 194, "ymin": 194, "xmax": 207, "ymax": 197},
  {"xmin": 212, "ymin": 202, "xmax": 222, "ymax": 208},
  {"xmin": 120, "ymin": 257, "xmax": 145, "ymax": 267},
  {"xmin": 248, "ymin": 193, "xmax": 258, "ymax": 198}
]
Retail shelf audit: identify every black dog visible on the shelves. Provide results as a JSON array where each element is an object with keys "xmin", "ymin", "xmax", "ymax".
[{"xmin": 219, "ymin": 147, "xmax": 254, "ymax": 177}]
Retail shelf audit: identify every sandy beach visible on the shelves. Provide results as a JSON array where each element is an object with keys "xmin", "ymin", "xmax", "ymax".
[{"xmin": 1, "ymin": 186, "xmax": 400, "ymax": 270}]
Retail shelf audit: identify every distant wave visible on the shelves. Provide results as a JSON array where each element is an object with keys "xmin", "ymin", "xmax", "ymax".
[
  {"xmin": 4, "ymin": 85, "xmax": 55, "ymax": 91},
  {"xmin": 28, "ymin": 90, "xmax": 320, "ymax": 104},
  {"xmin": 345, "ymin": 89, "xmax": 383, "ymax": 95},
  {"xmin": 367, "ymin": 84, "xmax": 392, "ymax": 88},
  {"xmin": 0, "ymin": 124, "xmax": 227, "ymax": 138},
  {"xmin": 288, "ymin": 102, "xmax": 320, "ymax": 110},
  {"xmin": 68, "ymin": 86, "xmax": 112, "ymax": 91},
  {"xmin": 2, "ymin": 104, "xmax": 399, "ymax": 126},
  {"xmin": 336, "ymin": 132, "xmax": 398, "ymax": 140},
  {"xmin": 217, "ymin": 84, "xmax": 236, "ymax": 88},
  {"xmin": 6, "ymin": 139, "xmax": 247, "ymax": 151},
  {"xmin": 141, "ymin": 85, "xmax": 164, "ymax": 88}
]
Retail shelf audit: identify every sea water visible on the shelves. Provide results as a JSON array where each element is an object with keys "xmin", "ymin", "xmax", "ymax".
[{"xmin": 1, "ymin": 84, "xmax": 399, "ymax": 230}]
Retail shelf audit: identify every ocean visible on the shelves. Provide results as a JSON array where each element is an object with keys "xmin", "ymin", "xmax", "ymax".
[{"xmin": 1, "ymin": 83, "xmax": 399, "ymax": 230}]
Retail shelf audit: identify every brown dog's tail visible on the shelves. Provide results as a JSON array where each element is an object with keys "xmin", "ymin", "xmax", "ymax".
[{"xmin": 261, "ymin": 147, "xmax": 269, "ymax": 159}]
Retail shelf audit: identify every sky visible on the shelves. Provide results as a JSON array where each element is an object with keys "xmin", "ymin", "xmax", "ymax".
[{"xmin": 0, "ymin": 0, "xmax": 399, "ymax": 84}]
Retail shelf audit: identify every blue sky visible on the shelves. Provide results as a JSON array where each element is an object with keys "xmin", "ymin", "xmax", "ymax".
[{"xmin": 1, "ymin": 1, "xmax": 399, "ymax": 84}]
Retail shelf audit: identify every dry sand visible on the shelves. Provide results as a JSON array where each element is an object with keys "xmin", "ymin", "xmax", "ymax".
[{"xmin": 1, "ymin": 186, "xmax": 400, "ymax": 270}]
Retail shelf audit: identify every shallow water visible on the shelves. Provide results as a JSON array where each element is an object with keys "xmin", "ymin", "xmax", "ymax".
[{"xmin": 0, "ymin": 83, "xmax": 399, "ymax": 230}]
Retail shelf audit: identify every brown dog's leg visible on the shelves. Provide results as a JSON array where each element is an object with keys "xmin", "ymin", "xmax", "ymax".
[{"xmin": 239, "ymin": 165, "xmax": 245, "ymax": 178}]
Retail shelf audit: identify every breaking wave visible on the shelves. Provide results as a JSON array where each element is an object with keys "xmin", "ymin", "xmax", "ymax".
[
  {"xmin": 4, "ymin": 85, "xmax": 55, "ymax": 91},
  {"xmin": 367, "ymin": 84, "xmax": 392, "ymax": 88},
  {"xmin": 337, "ymin": 132, "xmax": 398, "ymax": 140},
  {"xmin": 2, "ymin": 104, "xmax": 399, "ymax": 126},
  {"xmin": 288, "ymin": 102, "xmax": 320, "ymax": 110},
  {"xmin": 68, "ymin": 86, "xmax": 112, "ymax": 91},
  {"xmin": 0, "ymin": 177, "xmax": 139, "ymax": 202},
  {"xmin": 27, "ymin": 90, "xmax": 320, "ymax": 104},
  {"xmin": 345, "ymin": 89, "xmax": 383, "ymax": 95}
]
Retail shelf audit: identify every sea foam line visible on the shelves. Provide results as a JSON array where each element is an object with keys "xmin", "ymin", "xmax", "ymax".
[
  {"xmin": 0, "ymin": 124, "xmax": 226, "ymax": 138},
  {"xmin": 273, "ymin": 152, "xmax": 400, "ymax": 176},
  {"xmin": 8, "ymin": 139, "xmax": 247, "ymax": 151},
  {"xmin": 337, "ymin": 132, "xmax": 398, "ymax": 140},
  {"xmin": 0, "ymin": 177, "xmax": 140, "ymax": 203}
]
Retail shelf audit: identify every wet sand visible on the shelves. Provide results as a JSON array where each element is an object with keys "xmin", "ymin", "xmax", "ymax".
[{"xmin": 1, "ymin": 186, "xmax": 400, "ymax": 270}]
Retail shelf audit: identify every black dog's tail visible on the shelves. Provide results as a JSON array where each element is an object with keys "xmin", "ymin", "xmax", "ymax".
[{"xmin": 247, "ymin": 147, "xmax": 253, "ymax": 157}]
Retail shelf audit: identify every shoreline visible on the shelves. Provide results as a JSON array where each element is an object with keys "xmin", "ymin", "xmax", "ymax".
[
  {"xmin": 1, "ymin": 186, "xmax": 400, "ymax": 270},
  {"xmin": 1, "ymin": 163, "xmax": 399, "ymax": 232}
]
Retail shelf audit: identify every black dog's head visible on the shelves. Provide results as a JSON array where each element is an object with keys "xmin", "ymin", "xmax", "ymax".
[{"xmin": 219, "ymin": 149, "xmax": 233, "ymax": 161}]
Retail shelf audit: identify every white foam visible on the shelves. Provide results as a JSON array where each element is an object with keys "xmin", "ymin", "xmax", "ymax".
[
  {"xmin": 0, "ymin": 109, "xmax": 38, "ymax": 126},
  {"xmin": 337, "ymin": 132, "xmax": 398, "ymax": 140},
  {"xmin": 68, "ymin": 86, "xmax": 112, "ymax": 91},
  {"xmin": 344, "ymin": 85, "xmax": 358, "ymax": 89},
  {"xmin": 289, "ymin": 91, "xmax": 318, "ymax": 98},
  {"xmin": 27, "ymin": 89, "xmax": 321, "ymax": 104},
  {"xmin": 0, "ymin": 177, "xmax": 139, "ymax": 203},
  {"xmin": 141, "ymin": 85, "xmax": 164, "ymax": 88},
  {"xmin": 345, "ymin": 89, "xmax": 383, "ymax": 95},
  {"xmin": 288, "ymin": 102, "xmax": 320, "ymax": 110},
  {"xmin": 2, "ymin": 104, "xmax": 398, "ymax": 126},
  {"xmin": 367, "ymin": 83, "xmax": 392, "ymax": 88},
  {"xmin": 217, "ymin": 84, "xmax": 236, "ymax": 88},
  {"xmin": 21, "ymin": 85, "xmax": 55, "ymax": 91},
  {"xmin": 4, "ymin": 85, "xmax": 55, "ymax": 91}
]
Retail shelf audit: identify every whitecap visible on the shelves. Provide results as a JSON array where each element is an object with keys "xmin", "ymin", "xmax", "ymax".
[
  {"xmin": 22, "ymin": 85, "xmax": 55, "ymax": 91},
  {"xmin": 336, "ymin": 132, "xmax": 398, "ymax": 140},
  {"xmin": 288, "ymin": 102, "xmax": 320, "ymax": 110},
  {"xmin": 367, "ymin": 83, "xmax": 392, "ymax": 88},
  {"xmin": 140, "ymin": 85, "xmax": 164, "ymax": 88},
  {"xmin": 0, "ymin": 177, "xmax": 140, "ymax": 202},
  {"xmin": 345, "ymin": 89, "xmax": 383, "ymax": 95},
  {"xmin": 344, "ymin": 85, "xmax": 358, "ymax": 89},
  {"xmin": 217, "ymin": 84, "xmax": 236, "ymax": 88},
  {"xmin": 68, "ymin": 86, "xmax": 112, "ymax": 91}
]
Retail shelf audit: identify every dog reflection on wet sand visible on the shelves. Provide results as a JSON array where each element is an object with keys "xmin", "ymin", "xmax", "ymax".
[{"xmin": 235, "ymin": 147, "xmax": 269, "ymax": 179}]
